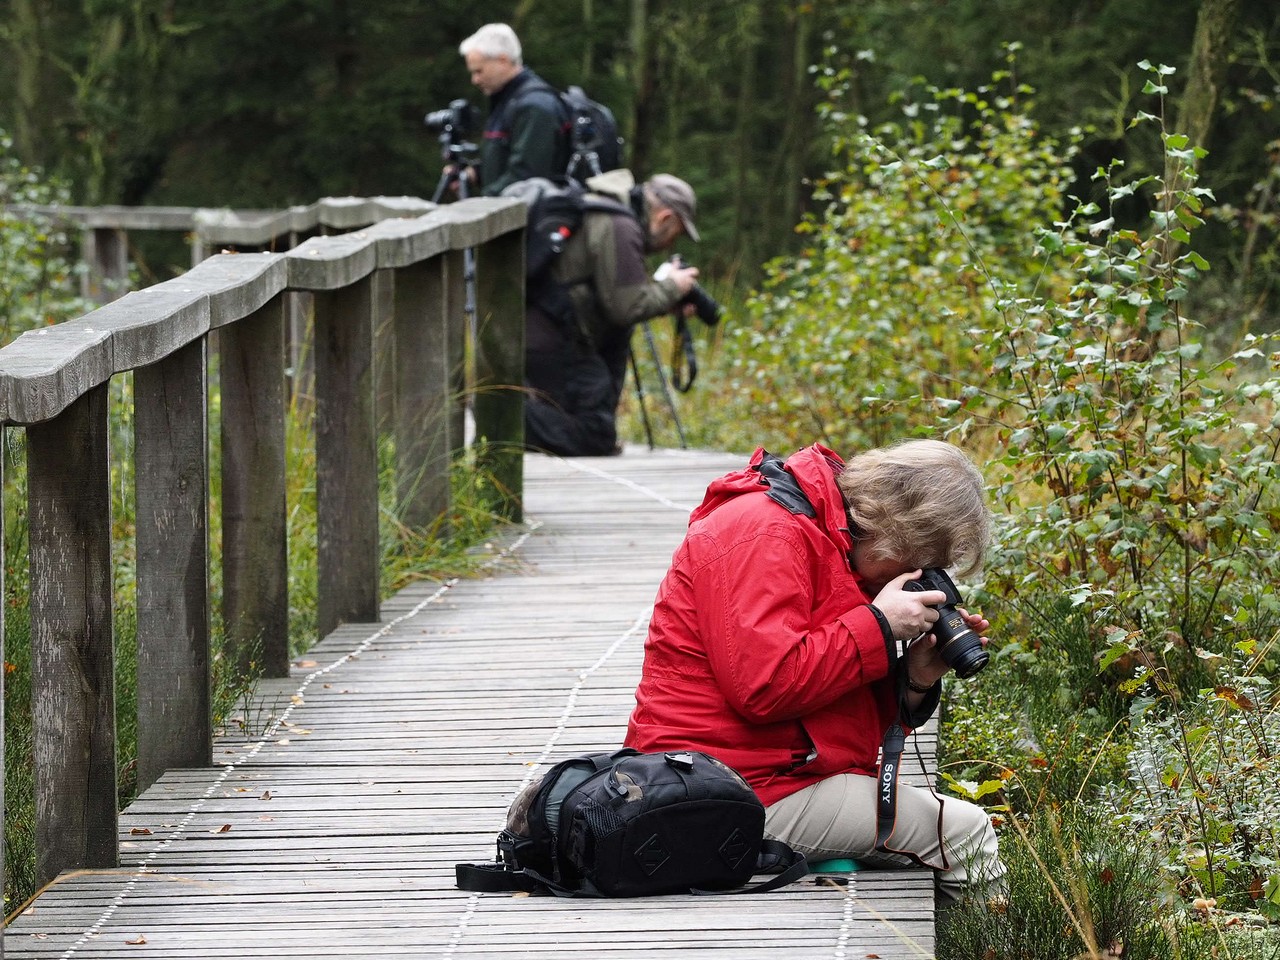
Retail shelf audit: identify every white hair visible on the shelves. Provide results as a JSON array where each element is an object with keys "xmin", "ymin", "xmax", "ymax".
[{"xmin": 459, "ymin": 23, "xmax": 522, "ymax": 65}]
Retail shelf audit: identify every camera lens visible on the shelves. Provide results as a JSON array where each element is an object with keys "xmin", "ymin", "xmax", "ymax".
[
  {"xmin": 903, "ymin": 571, "xmax": 987, "ymax": 679},
  {"xmin": 934, "ymin": 611, "xmax": 988, "ymax": 678}
]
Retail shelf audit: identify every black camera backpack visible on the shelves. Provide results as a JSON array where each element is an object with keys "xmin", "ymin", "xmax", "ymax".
[
  {"xmin": 501, "ymin": 177, "xmax": 633, "ymax": 337},
  {"xmin": 455, "ymin": 748, "xmax": 808, "ymax": 897}
]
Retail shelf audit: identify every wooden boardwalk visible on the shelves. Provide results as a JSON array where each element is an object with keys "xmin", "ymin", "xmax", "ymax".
[{"xmin": 4, "ymin": 448, "xmax": 938, "ymax": 959}]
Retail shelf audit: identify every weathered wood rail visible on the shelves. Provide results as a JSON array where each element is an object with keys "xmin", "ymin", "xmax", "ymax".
[{"xmin": 0, "ymin": 195, "xmax": 528, "ymax": 919}]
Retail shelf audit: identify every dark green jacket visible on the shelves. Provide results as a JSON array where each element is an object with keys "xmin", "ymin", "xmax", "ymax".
[{"xmin": 480, "ymin": 69, "xmax": 568, "ymax": 196}]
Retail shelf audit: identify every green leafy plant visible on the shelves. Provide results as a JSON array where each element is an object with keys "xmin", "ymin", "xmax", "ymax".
[
  {"xmin": 719, "ymin": 45, "xmax": 1077, "ymax": 452},
  {"xmin": 962, "ymin": 61, "xmax": 1280, "ymax": 664},
  {"xmin": 938, "ymin": 804, "xmax": 1278, "ymax": 960},
  {"xmin": 0, "ymin": 130, "xmax": 93, "ymax": 342},
  {"xmin": 1122, "ymin": 639, "xmax": 1280, "ymax": 918}
]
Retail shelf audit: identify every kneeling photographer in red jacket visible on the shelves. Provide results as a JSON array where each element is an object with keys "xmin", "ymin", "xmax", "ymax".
[{"xmin": 625, "ymin": 439, "xmax": 1005, "ymax": 902}]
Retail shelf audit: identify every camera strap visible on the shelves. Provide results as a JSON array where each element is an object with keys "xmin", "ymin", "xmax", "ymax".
[
  {"xmin": 873, "ymin": 719, "xmax": 949, "ymax": 872},
  {"xmin": 671, "ymin": 313, "xmax": 698, "ymax": 392}
]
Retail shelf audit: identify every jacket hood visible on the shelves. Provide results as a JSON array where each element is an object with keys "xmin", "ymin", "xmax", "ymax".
[
  {"xmin": 584, "ymin": 168, "xmax": 636, "ymax": 203},
  {"xmin": 691, "ymin": 444, "xmax": 853, "ymax": 552}
]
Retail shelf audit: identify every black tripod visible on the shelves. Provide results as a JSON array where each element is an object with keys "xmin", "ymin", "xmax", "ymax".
[
  {"xmin": 431, "ymin": 139, "xmax": 481, "ymax": 346},
  {"xmin": 629, "ymin": 319, "xmax": 688, "ymax": 450}
]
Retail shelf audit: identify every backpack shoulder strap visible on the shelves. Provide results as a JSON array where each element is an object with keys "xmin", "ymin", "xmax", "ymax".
[
  {"xmin": 581, "ymin": 195, "xmax": 633, "ymax": 219},
  {"xmin": 455, "ymin": 860, "xmax": 543, "ymax": 893},
  {"xmin": 690, "ymin": 840, "xmax": 809, "ymax": 895}
]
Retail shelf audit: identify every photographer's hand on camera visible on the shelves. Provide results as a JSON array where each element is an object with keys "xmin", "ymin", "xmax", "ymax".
[
  {"xmin": 873, "ymin": 570, "xmax": 945, "ymax": 641},
  {"xmin": 670, "ymin": 263, "xmax": 700, "ymax": 298},
  {"xmin": 872, "ymin": 570, "xmax": 990, "ymax": 695}
]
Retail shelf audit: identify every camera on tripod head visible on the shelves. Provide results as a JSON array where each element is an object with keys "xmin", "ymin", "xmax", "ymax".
[
  {"xmin": 901, "ymin": 568, "xmax": 988, "ymax": 679},
  {"xmin": 424, "ymin": 99, "xmax": 476, "ymax": 140},
  {"xmin": 425, "ymin": 99, "xmax": 479, "ymax": 201},
  {"xmin": 668, "ymin": 255, "xmax": 723, "ymax": 326}
]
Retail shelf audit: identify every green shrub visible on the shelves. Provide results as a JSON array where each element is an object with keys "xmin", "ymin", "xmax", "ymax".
[
  {"xmin": 0, "ymin": 130, "xmax": 92, "ymax": 341},
  {"xmin": 1122, "ymin": 643, "xmax": 1280, "ymax": 918},
  {"xmin": 961, "ymin": 63, "xmax": 1280, "ymax": 666},
  {"xmin": 719, "ymin": 46, "xmax": 1077, "ymax": 452}
]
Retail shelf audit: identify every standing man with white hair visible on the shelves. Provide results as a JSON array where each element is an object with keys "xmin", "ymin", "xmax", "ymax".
[{"xmin": 458, "ymin": 23, "xmax": 568, "ymax": 196}]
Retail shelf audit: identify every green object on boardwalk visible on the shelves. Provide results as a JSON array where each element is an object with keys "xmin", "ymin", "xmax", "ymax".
[{"xmin": 810, "ymin": 858, "xmax": 860, "ymax": 873}]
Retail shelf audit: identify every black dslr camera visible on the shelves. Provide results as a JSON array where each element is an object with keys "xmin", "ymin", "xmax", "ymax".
[
  {"xmin": 426, "ymin": 99, "xmax": 480, "ymax": 202},
  {"xmin": 424, "ymin": 99, "xmax": 476, "ymax": 139},
  {"xmin": 669, "ymin": 255, "xmax": 723, "ymax": 326},
  {"xmin": 902, "ymin": 568, "xmax": 988, "ymax": 679}
]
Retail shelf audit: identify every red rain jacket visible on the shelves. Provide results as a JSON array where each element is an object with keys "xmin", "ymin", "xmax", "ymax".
[{"xmin": 625, "ymin": 444, "xmax": 906, "ymax": 806}]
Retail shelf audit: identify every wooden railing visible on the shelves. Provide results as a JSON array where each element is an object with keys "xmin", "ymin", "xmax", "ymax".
[{"xmin": 0, "ymin": 195, "xmax": 527, "ymax": 895}]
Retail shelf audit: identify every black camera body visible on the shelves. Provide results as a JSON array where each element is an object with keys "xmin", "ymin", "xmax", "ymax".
[
  {"xmin": 901, "ymin": 568, "xmax": 987, "ymax": 679},
  {"xmin": 668, "ymin": 255, "xmax": 723, "ymax": 326},
  {"xmin": 424, "ymin": 99, "xmax": 476, "ymax": 138}
]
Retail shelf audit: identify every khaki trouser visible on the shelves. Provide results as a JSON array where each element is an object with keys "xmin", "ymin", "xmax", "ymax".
[{"xmin": 763, "ymin": 773, "xmax": 1005, "ymax": 903}]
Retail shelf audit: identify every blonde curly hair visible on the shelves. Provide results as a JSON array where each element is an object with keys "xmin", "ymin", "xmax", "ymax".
[{"xmin": 836, "ymin": 439, "xmax": 991, "ymax": 577}]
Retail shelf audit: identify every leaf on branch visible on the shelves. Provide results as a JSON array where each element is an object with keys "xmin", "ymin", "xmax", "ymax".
[{"xmin": 1212, "ymin": 686, "xmax": 1256, "ymax": 712}]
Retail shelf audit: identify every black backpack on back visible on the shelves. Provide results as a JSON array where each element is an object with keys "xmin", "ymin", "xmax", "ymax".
[
  {"xmin": 455, "ymin": 748, "xmax": 808, "ymax": 897},
  {"xmin": 510, "ymin": 79, "xmax": 624, "ymax": 183},
  {"xmin": 501, "ymin": 177, "xmax": 633, "ymax": 334},
  {"xmin": 561, "ymin": 85, "xmax": 624, "ymax": 182}
]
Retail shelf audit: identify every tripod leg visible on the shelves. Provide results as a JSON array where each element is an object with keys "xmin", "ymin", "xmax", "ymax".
[
  {"xmin": 431, "ymin": 168, "xmax": 455, "ymax": 204},
  {"xmin": 628, "ymin": 344, "xmax": 655, "ymax": 451},
  {"xmin": 641, "ymin": 322, "xmax": 687, "ymax": 449}
]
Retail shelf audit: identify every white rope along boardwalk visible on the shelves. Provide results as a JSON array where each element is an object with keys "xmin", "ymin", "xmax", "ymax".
[{"xmin": 4, "ymin": 448, "xmax": 939, "ymax": 959}]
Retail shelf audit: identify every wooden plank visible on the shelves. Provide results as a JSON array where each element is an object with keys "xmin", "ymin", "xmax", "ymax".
[
  {"xmin": 392, "ymin": 256, "xmax": 452, "ymax": 531},
  {"xmin": 472, "ymin": 224, "xmax": 525, "ymax": 522},
  {"xmin": 218, "ymin": 295, "xmax": 290, "ymax": 677}
]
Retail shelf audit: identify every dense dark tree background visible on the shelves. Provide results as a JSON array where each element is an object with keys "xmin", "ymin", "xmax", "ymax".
[{"xmin": 2, "ymin": 0, "xmax": 1278, "ymax": 301}]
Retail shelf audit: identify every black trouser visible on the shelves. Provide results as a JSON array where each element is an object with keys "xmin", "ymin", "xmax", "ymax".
[{"xmin": 525, "ymin": 343, "xmax": 623, "ymax": 457}]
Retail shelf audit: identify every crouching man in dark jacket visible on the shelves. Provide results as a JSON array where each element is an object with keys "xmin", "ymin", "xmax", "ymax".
[{"xmin": 523, "ymin": 170, "xmax": 701, "ymax": 457}]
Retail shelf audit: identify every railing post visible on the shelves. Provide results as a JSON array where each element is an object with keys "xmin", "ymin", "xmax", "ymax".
[
  {"xmin": 314, "ymin": 274, "xmax": 380, "ymax": 639},
  {"xmin": 134, "ymin": 338, "xmax": 212, "ymax": 790},
  {"xmin": 472, "ymin": 227, "xmax": 526, "ymax": 521},
  {"xmin": 393, "ymin": 256, "xmax": 453, "ymax": 531},
  {"xmin": 220, "ymin": 296, "xmax": 290, "ymax": 678},
  {"xmin": 28, "ymin": 386, "xmax": 119, "ymax": 887},
  {"xmin": 373, "ymin": 268, "xmax": 396, "ymax": 433},
  {"xmin": 82, "ymin": 226, "xmax": 129, "ymax": 304},
  {"xmin": 1, "ymin": 432, "xmax": 5, "ymax": 959},
  {"xmin": 446, "ymin": 249, "xmax": 468, "ymax": 458}
]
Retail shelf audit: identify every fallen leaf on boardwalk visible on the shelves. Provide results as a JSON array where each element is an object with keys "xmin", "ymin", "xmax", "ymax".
[
  {"xmin": 125, "ymin": 935, "xmax": 147, "ymax": 945},
  {"xmin": 257, "ymin": 816, "xmax": 275, "ymax": 822},
  {"xmin": 866, "ymin": 954, "xmax": 881, "ymax": 958},
  {"xmin": 261, "ymin": 791, "xmax": 272, "ymax": 800},
  {"xmin": 296, "ymin": 660, "xmax": 318, "ymax": 668},
  {"xmin": 512, "ymin": 891, "xmax": 530, "ymax": 898},
  {"xmin": 211, "ymin": 824, "xmax": 232, "ymax": 834},
  {"xmin": 31, "ymin": 933, "xmax": 49, "ymax": 940},
  {"xmin": 290, "ymin": 695, "xmax": 305, "ymax": 705},
  {"xmin": 276, "ymin": 739, "xmax": 291, "ymax": 745},
  {"xmin": 129, "ymin": 827, "xmax": 152, "ymax": 835}
]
